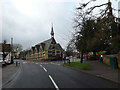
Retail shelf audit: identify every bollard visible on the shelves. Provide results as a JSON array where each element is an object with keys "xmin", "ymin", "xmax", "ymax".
[
  {"xmin": 63, "ymin": 59, "xmax": 65, "ymax": 64},
  {"xmin": 16, "ymin": 61, "xmax": 18, "ymax": 66},
  {"xmin": 68, "ymin": 59, "xmax": 70, "ymax": 64}
]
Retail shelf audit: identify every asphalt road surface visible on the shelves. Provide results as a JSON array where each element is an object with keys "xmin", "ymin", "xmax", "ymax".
[{"xmin": 3, "ymin": 60, "xmax": 118, "ymax": 89}]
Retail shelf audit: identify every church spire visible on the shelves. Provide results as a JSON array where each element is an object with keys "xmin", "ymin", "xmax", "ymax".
[{"xmin": 51, "ymin": 23, "xmax": 54, "ymax": 38}]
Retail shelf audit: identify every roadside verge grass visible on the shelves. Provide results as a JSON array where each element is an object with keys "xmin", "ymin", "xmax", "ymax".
[{"xmin": 63, "ymin": 62, "xmax": 92, "ymax": 70}]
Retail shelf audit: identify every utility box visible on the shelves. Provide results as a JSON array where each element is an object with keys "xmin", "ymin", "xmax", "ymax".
[{"xmin": 109, "ymin": 57, "xmax": 118, "ymax": 69}]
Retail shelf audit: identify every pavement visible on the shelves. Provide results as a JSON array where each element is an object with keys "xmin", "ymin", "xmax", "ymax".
[
  {"xmin": 2, "ymin": 60, "xmax": 118, "ymax": 88},
  {"xmin": 2, "ymin": 60, "xmax": 20, "ymax": 87},
  {"xmin": 70, "ymin": 59, "xmax": 120, "ymax": 84}
]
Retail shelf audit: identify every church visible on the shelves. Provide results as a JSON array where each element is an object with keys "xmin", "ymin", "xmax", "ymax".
[{"xmin": 26, "ymin": 25, "xmax": 64, "ymax": 60}]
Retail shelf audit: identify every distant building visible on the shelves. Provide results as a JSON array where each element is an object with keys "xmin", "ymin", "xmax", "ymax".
[
  {"xmin": 0, "ymin": 43, "xmax": 11, "ymax": 59},
  {"xmin": 0, "ymin": 43, "xmax": 11, "ymax": 53},
  {"xmin": 25, "ymin": 25, "xmax": 64, "ymax": 61}
]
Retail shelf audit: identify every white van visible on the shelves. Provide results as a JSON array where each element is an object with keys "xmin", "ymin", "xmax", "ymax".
[{"xmin": 5, "ymin": 53, "xmax": 11, "ymax": 64}]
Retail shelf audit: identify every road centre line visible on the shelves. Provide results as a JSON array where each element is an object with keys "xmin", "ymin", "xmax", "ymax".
[
  {"xmin": 40, "ymin": 64, "xmax": 43, "ymax": 67},
  {"xmin": 40, "ymin": 64, "xmax": 47, "ymax": 72},
  {"xmin": 49, "ymin": 75, "xmax": 59, "ymax": 90},
  {"xmin": 43, "ymin": 67, "xmax": 47, "ymax": 72},
  {"xmin": 23, "ymin": 62, "xmax": 27, "ymax": 64}
]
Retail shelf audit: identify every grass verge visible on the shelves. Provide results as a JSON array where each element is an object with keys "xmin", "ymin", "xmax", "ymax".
[{"xmin": 63, "ymin": 62, "xmax": 92, "ymax": 70}]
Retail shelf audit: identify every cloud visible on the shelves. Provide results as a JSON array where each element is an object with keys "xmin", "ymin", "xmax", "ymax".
[
  {"xmin": 1, "ymin": 0, "xmax": 118, "ymax": 50},
  {"xmin": 2, "ymin": 0, "xmax": 78, "ymax": 50}
]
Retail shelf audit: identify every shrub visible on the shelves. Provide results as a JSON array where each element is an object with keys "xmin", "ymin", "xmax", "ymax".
[{"xmin": 88, "ymin": 55, "xmax": 100, "ymax": 60}]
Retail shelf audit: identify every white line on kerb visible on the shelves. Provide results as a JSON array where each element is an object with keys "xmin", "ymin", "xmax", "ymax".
[
  {"xmin": 43, "ymin": 67, "xmax": 47, "ymax": 72},
  {"xmin": 49, "ymin": 75, "xmax": 59, "ymax": 90}
]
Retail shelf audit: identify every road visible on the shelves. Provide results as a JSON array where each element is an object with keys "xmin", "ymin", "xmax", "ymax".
[{"xmin": 3, "ymin": 60, "xmax": 118, "ymax": 89}]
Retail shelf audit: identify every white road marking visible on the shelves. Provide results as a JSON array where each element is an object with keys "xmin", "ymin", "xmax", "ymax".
[
  {"xmin": 43, "ymin": 67, "xmax": 47, "ymax": 72},
  {"xmin": 49, "ymin": 75, "xmax": 59, "ymax": 90},
  {"xmin": 50, "ymin": 63, "xmax": 61, "ymax": 66},
  {"xmin": 40, "ymin": 65, "xmax": 43, "ymax": 67},
  {"xmin": 36, "ymin": 63, "xmax": 38, "ymax": 64},
  {"xmin": 44, "ymin": 63, "xmax": 48, "ymax": 64},
  {"xmin": 41, "ymin": 63, "xmax": 48, "ymax": 64},
  {"xmin": 23, "ymin": 62, "xmax": 27, "ymax": 64}
]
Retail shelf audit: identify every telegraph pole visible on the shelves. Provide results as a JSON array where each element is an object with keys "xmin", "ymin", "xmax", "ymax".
[
  {"xmin": 11, "ymin": 37, "xmax": 13, "ymax": 52},
  {"xmin": 11, "ymin": 37, "xmax": 14, "ymax": 64}
]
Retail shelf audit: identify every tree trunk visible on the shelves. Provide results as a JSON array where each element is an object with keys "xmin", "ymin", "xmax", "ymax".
[
  {"xmin": 81, "ymin": 51, "xmax": 84, "ymax": 63},
  {"xmin": 93, "ymin": 51, "xmax": 96, "ymax": 56},
  {"xmin": 86, "ymin": 52, "xmax": 88, "ymax": 60}
]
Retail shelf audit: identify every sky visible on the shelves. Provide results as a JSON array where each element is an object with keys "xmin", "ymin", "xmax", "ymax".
[
  {"xmin": 0, "ymin": 0, "xmax": 119, "ymax": 50},
  {"xmin": 118, "ymin": 1, "xmax": 120, "ymax": 18}
]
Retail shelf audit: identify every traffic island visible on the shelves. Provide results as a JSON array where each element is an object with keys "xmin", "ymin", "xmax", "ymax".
[{"xmin": 63, "ymin": 62, "xmax": 92, "ymax": 70}]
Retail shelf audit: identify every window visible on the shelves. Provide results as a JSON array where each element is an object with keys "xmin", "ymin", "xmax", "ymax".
[
  {"xmin": 56, "ymin": 51, "xmax": 60, "ymax": 53},
  {"xmin": 52, "ymin": 46, "xmax": 55, "ymax": 49},
  {"xmin": 48, "ymin": 51, "xmax": 52, "ymax": 53}
]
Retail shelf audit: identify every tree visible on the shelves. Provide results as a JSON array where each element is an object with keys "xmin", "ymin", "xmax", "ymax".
[
  {"xmin": 13, "ymin": 44, "xmax": 22, "ymax": 52},
  {"xmin": 12, "ymin": 44, "xmax": 23, "ymax": 58},
  {"xmin": 73, "ymin": 0, "xmax": 120, "ymax": 60},
  {"xmin": 74, "ymin": 5, "xmax": 97, "ymax": 62},
  {"xmin": 110, "ymin": 35, "xmax": 120, "ymax": 54},
  {"xmin": 66, "ymin": 39, "xmax": 76, "ymax": 57}
]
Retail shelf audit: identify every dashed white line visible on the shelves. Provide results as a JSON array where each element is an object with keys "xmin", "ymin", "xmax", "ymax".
[
  {"xmin": 43, "ymin": 67, "xmax": 47, "ymax": 72},
  {"xmin": 23, "ymin": 62, "xmax": 27, "ymax": 64},
  {"xmin": 49, "ymin": 75, "xmax": 59, "ymax": 90},
  {"xmin": 36, "ymin": 63, "xmax": 38, "ymax": 64},
  {"xmin": 40, "ymin": 65, "xmax": 43, "ymax": 67}
]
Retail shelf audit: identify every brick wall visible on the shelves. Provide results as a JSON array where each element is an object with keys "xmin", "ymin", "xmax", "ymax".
[{"xmin": 103, "ymin": 53, "xmax": 120, "ymax": 68}]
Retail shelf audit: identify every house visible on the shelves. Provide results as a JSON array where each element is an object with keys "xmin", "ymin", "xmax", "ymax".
[
  {"xmin": 26, "ymin": 25, "xmax": 64, "ymax": 61},
  {"xmin": 0, "ymin": 43, "xmax": 11, "ymax": 59},
  {"xmin": 0, "ymin": 43, "xmax": 11, "ymax": 52}
]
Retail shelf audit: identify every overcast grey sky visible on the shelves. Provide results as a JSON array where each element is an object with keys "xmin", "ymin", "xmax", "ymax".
[{"xmin": 0, "ymin": 0, "xmax": 119, "ymax": 50}]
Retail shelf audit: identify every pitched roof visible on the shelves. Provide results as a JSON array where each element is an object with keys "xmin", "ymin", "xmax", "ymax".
[
  {"xmin": 32, "ymin": 47, "xmax": 35, "ymax": 54},
  {"xmin": 35, "ymin": 37, "xmax": 63, "ymax": 52},
  {"xmin": 0, "ymin": 43, "xmax": 11, "ymax": 52},
  {"xmin": 35, "ymin": 45, "xmax": 40, "ymax": 53},
  {"xmin": 37, "ymin": 38, "xmax": 54, "ymax": 51},
  {"xmin": 57, "ymin": 43, "xmax": 63, "ymax": 50}
]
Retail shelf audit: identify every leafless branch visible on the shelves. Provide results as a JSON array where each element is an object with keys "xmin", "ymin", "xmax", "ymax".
[{"xmin": 86, "ymin": 3, "xmax": 108, "ymax": 14}]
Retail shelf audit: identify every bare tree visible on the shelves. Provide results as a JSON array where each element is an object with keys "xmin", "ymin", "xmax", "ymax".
[
  {"xmin": 13, "ymin": 44, "xmax": 22, "ymax": 52},
  {"xmin": 72, "ymin": 0, "xmax": 120, "ymax": 62}
]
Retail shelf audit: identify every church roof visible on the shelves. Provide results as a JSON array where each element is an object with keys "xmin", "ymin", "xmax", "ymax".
[
  {"xmin": 37, "ymin": 37, "xmax": 56, "ymax": 51},
  {"xmin": 30, "ymin": 24, "xmax": 63, "ymax": 52}
]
